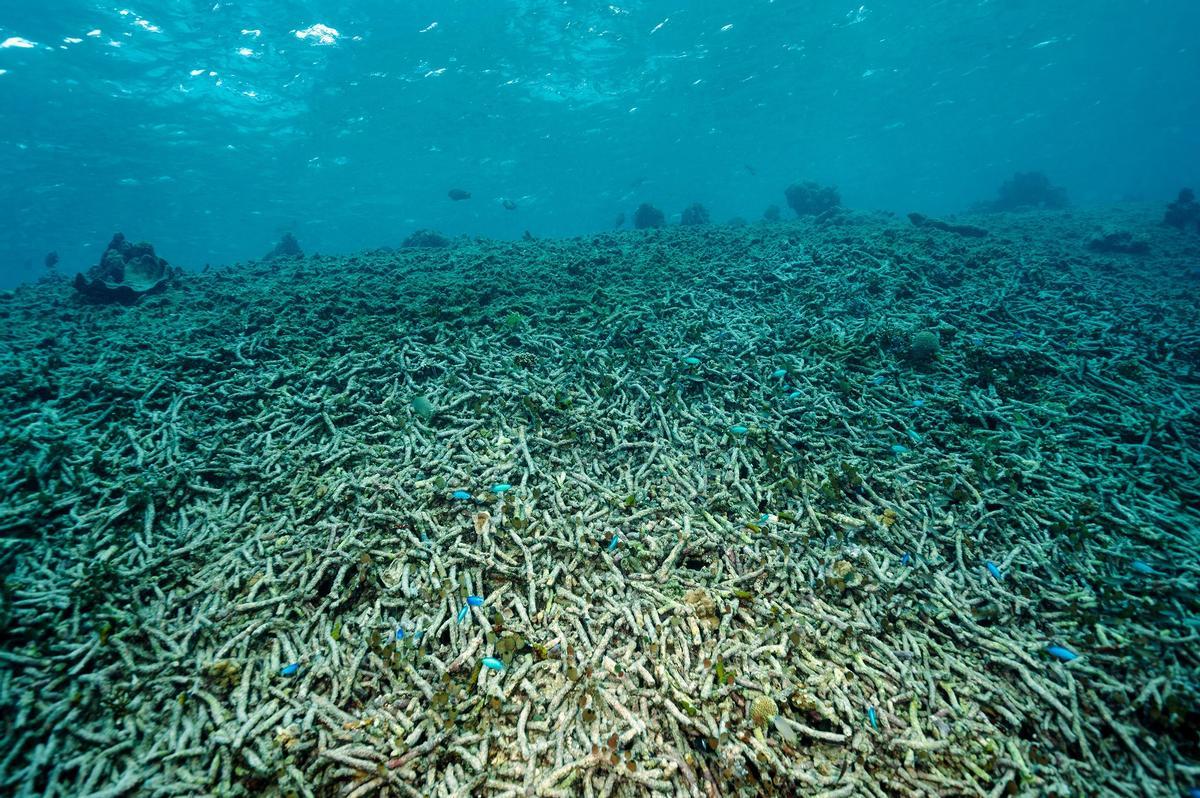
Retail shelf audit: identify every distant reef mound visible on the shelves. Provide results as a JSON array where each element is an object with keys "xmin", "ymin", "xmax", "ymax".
[
  {"xmin": 1163, "ymin": 188, "xmax": 1200, "ymax": 232},
  {"xmin": 784, "ymin": 181, "xmax": 841, "ymax": 217},
  {"xmin": 680, "ymin": 203, "xmax": 710, "ymax": 226},
  {"xmin": 976, "ymin": 171, "xmax": 1068, "ymax": 212},
  {"xmin": 263, "ymin": 232, "xmax": 303, "ymax": 261},
  {"xmin": 73, "ymin": 233, "xmax": 173, "ymax": 305},
  {"xmin": 401, "ymin": 229, "xmax": 451, "ymax": 248},
  {"xmin": 633, "ymin": 203, "xmax": 665, "ymax": 229}
]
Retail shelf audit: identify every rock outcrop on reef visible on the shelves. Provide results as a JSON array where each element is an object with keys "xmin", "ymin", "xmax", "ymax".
[
  {"xmin": 908, "ymin": 212, "xmax": 988, "ymax": 238},
  {"xmin": 977, "ymin": 171, "xmax": 1068, "ymax": 211},
  {"xmin": 1087, "ymin": 231, "xmax": 1150, "ymax": 254},
  {"xmin": 73, "ymin": 233, "xmax": 172, "ymax": 305},
  {"xmin": 633, "ymin": 203, "xmax": 665, "ymax": 229},
  {"xmin": 784, "ymin": 181, "xmax": 840, "ymax": 217},
  {"xmin": 1163, "ymin": 188, "xmax": 1200, "ymax": 232}
]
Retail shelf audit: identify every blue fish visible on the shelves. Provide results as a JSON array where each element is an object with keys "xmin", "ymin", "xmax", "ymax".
[
  {"xmin": 788, "ymin": 390, "xmax": 802, "ymax": 399},
  {"xmin": 911, "ymin": 398, "xmax": 925, "ymax": 407},
  {"xmin": 890, "ymin": 444, "xmax": 908, "ymax": 455},
  {"xmin": 772, "ymin": 368, "xmax": 788, "ymax": 378},
  {"xmin": 985, "ymin": 561, "xmax": 1002, "ymax": 580},
  {"xmin": 900, "ymin": 552, "xmax": 912, "ymax": 567},
  {"xmin": 1046, "ymin": 644, "xmax": 1077, "ymax": 662},
  {"xmin": 871, "ymin": 375, "xmax": 888, "ymax": 386},
  {"xmin": 729, "ymin": 425, "xmax": 749, "ymax": 435},
  {"xmin": 280, "ymin": 662, "xmax": 300, "ymax": 677},
  {"xmin": 607, "ymin": 534, "xmax": 619, "ymax": 552},
  {"xmin": 457, "ymin": 605, "xmax": 469, "ymax": 623},
  {"xmin": 467, "ymin": 595, "xmax": 484, "ymax": 607},
  {"xmin": 682, "ymin": 356, "xmax": 701, "ymax": 365},
  {"xmin": 491, "ymin": 483, "xmax": 512, "ymax": 494},
  {"xmin": 867, "ymin": 706, "xmax": 878, "ymax": 729},
  {"xmin": 758, "ymin": 513, "xmax": 770, "ymax": 525},
  {"xmin": 906, "ymin": 429, "xmax": 923, "ymax": 444},
  {"xmin": 395, "ymin": 627, "xmax": 406, "ymax": 640},
  {"xmin": 1187, "ymin": 788, "xmax": 1200, "ymax": 798},
  {"xmin": 481, "ymin": 657, "xmax": 505, "ymax": 671},
  {"xmin": 451, "ymin": 490, "xmax": 472, "ymax": 500},
  {"xmin": 1130, "ymin": 560, "xmax": 1156, "ymax": 575}
]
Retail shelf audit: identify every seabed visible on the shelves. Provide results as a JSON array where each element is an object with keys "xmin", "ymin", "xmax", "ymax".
[{"xmin": 0, "ymin": 207, "xmax": 1197, "ymax": 797}]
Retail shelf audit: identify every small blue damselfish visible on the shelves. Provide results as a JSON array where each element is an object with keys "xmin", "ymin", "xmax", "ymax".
[
  {"xmin": 451, "ymin": 490, "xmax": 472, "ymax": 500},
  {"xmin": 467, "ymin": 595, "xmax": 484, "ymax": 607},
  {"xmin": 481, "ymin": 657, "xmax": 505, "ymax": 671},
  {"xmin": 280, "ymin": 662, "xmax": 300, "ymax": 677},
  {"xmin": 1046, "ymin": 645, "xmax": 1078, "ymax": 662}
]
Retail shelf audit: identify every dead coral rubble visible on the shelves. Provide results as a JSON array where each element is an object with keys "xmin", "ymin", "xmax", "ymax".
[{"xmin": 1, "ymin": 207, "xmax": 1197, "ymax": 798}]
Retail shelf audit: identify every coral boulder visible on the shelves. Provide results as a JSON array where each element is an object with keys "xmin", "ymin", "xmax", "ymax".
[{"xmin": 73, "ymin": 233, "xmax": 172, "ymax": 305}]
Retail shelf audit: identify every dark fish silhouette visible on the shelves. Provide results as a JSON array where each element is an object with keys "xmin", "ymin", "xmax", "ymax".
[
  {"xmin": 613, "ymin": 212, "xmax": 625, "ymax": 228},
  {"xmin": 502, "ymin": 198, "xmax": 517, "ymax": 210},
  {"xmin": 743, "ymin": 164, "xmax": 757, "ymax": 176},
  {"xmin": 448, "ymin": 188, "xmax": 471, "ymax": 201}
]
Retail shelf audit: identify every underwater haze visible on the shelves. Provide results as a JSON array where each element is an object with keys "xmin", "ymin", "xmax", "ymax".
[{"xmin": 1, "ymin": 0, "xmax": 1199, "ymax": 284}]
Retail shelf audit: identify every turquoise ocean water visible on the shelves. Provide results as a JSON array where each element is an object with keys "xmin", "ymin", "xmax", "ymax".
[{"xmin": 1, "ymin": 1, "xmax": 1198, "ymax": 284}]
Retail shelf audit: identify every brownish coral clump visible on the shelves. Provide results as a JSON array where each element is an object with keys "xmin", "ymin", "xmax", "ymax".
[
  {"xmin": 684, "ymin": 588, "xmax": 717, "ymax": 626},
  {"xmin": 750, "ymin": 695, "xmax": 779, "ymax": 728}
]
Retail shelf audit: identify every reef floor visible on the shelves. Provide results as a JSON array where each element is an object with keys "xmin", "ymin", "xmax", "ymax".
[{"xmin": 1, "ymin": 207, "xmax": 1198, "ymax": 797}]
